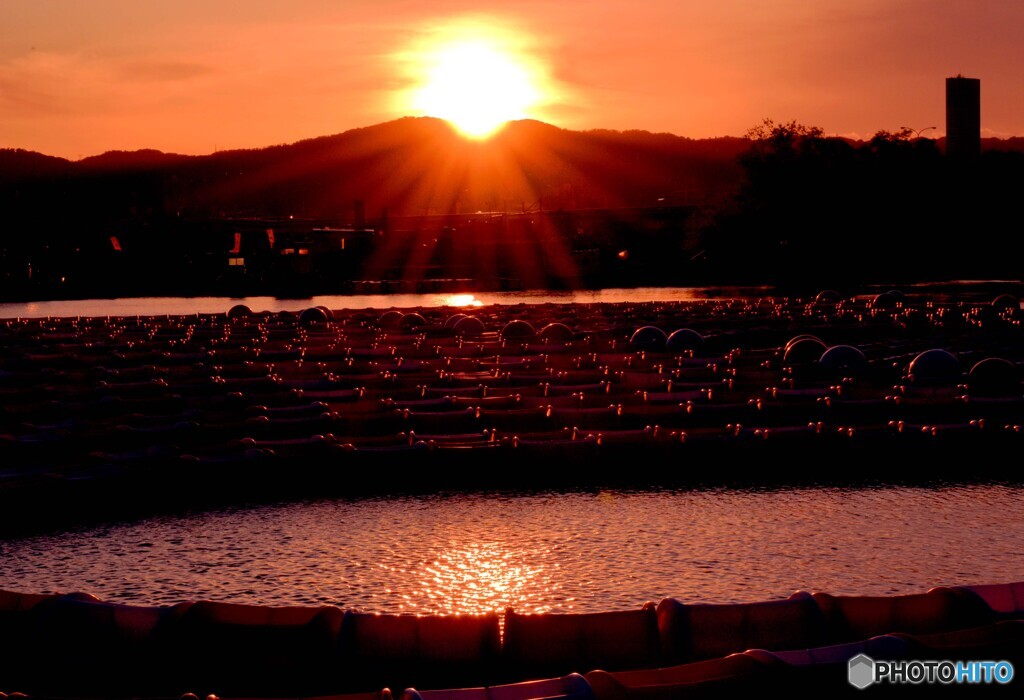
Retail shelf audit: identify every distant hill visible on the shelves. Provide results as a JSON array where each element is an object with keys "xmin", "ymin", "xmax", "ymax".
[
  {"xmin": 932, "ymin": 136, "xmax": 1024, "ymax": 153},
  {"xmin": 4, "ymin": 119, "xmax": 1023, "ymax": 225},
  {"xmin": 982, "ymin": 136, "xmax": 1024, "ymax": 152},
  {"xmin": 163, "ymin": 117, "xmax": 754, "ymax": 217},
  {"xmin": 0, "ymin": 118, "xmax": 750, "ymax": 222},
  {"xmin": 77, "ymin": 149, "xmax": 190, "ymax": 171},
  {"xmin": 0, "ymin": 149, "xmax": 72, "ymax": 183}
]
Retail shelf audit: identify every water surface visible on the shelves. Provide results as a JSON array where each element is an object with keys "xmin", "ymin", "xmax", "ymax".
[
  {"xmin": 0, "ymin": 288, "xmax": 770, "ymax": 319},
  {"xmin": 2, "ymin": 485, "xmax": 1020, "ymax": 612}
]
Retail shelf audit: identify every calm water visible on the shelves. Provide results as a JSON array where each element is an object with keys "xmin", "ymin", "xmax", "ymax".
[
  {"xmin": 1, "ymin": 281, "xmax": 1018, "ymax": 319},
  {"xmin": 0, "ymin": 287, "xmax": 775, "ymax": 319},
  {"xmin": 2, "ymin": 485, "xmax": 1021, "ymax": 612}
]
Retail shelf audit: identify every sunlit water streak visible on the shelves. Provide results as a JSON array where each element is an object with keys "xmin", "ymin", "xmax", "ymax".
[
  {"xmin": 1, "ymin": 281, "xmax": 1017, "ymax": 319},
  {"xmin": 2, "ymin": 486, "xmax": 1022, "ymax": 613},
  {"xmin": 0, "ymin": 287, "xmax": 766, "ymax": 319}
]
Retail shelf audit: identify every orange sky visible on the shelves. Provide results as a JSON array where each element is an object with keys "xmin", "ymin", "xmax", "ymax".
[{"xmin": 2, "ymin": 0, "xmax": 1022, "ymax": 158}]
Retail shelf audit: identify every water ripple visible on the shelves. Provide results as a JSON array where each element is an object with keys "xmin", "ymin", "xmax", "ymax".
[{"xmin": 2, "ymin": 486, "xmax": 1021, "ymax": 612}]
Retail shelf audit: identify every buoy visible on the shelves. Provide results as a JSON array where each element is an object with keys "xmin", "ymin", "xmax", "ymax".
[
  {"xmin": 666, "ymin": 328, "xmax": 704, "ymax": 351},
  {"xmin": 501, "ymin": 320, "xmax": 536, "ymax": 338},
  {"xmin": 907, "ymin": 349, "xmax": 960, "ymax": 386},
  {"xmin": 226, "ymin": 304, "xmax": 252, "ymax": 319},
  {"xmin": 819, "ymin": 345, "xmax": 866, "ymax": 375},
  {"xmin": 629, "ymin": 326, "xmax": 667, "ymax": 350}
]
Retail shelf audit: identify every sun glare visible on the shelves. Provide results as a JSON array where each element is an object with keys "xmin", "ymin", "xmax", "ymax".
[
  {"xmin": 407, "ymin": 29, "xmax": 545, "ymax": 139},
  {"xmin": 442, "ymin": 293, "xmax": 484, "ymax": 307}
]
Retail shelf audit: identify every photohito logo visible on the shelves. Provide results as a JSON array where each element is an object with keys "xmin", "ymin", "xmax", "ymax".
[
  {"xmin": 848, "ymin": 654, "xmax": 875, "ymax": 689},
  {"xmin": 848, "ymin": 654, "xmax": 1014, "ymax": 688}
]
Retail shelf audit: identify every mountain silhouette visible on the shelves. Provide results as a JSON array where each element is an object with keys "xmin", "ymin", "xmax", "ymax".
[
  {"xmin": 1, "ymin": 118, "xmax": 752, "ymax": 222},
  {"xmin": 3, "ymin": 116, "xmax": 1023, "ymax": 228},
  {"xmin": 169, "ymin": 117, "xmax": 758, "ymax": 218},
  {"xmin": 0, "ymin": 148, "xmax": 73, "ymax": 184}
]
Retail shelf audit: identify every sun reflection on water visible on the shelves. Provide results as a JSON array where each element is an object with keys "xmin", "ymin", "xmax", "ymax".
[
  {"xmin": 441, "ymin": 293, "xmax": 485, "ymax": 307},
  {"xmin": 11, "ymin": 488, "xmax": 1024, "ymax": 612},
  {"xmin": 382, "ymin": 541, "xmax": 561, "ymax": 615}
]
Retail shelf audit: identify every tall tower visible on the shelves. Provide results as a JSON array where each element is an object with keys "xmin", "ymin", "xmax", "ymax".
[{"xmin": 946, "ymin": 76, "xmax": 980, "ymax": 159}]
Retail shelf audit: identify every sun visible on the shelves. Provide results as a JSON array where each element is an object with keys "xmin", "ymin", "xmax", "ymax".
[{"xmin": 409, "ymin": 35, "xmax": 543, "ymax": 139}]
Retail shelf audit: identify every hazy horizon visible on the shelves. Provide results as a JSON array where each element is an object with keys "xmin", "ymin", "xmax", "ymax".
[
  {"xmin": 8, "ymin": 113, "xmax": 1024, "ymax": 164},
  {"xmin": 7, "ymin": 115, "xmax": 740, "ymax": 161}
]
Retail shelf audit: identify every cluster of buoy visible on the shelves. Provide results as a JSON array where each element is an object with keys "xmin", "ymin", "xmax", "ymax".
[{"xmin": 0, "ymin": 290, "xmax": 1021, "ymax": 512}]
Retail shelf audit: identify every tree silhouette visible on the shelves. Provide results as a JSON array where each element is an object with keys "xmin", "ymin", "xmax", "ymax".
[{"xmin": 704, "ymin": 118, "xmax": 1024, "ymax": 286}]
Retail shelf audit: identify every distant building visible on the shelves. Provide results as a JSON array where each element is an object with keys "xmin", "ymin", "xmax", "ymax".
[{"xmin": 946, "ymin": 76, "xmax": 980, "ymax": 159}]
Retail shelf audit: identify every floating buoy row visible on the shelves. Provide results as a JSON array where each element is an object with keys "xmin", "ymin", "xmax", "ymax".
[{"xmin": 1, "ymin": 293, "xmax": 1021, "ymax": 508}]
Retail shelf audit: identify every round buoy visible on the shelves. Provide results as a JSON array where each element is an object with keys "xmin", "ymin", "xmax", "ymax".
[
  {"xmin": 666, "ymin": 328, "xmax": 704, "ymax": 351},
  {"xmin": 501, "ymin": 320, "xmax": 536, "ymax": 338},
  {"xmin": 784, "ymin": 334, "xmax": 824, "ymax": 353},
  {"xmin": 872, "ymin": 292, "xmax": 899, "ymax": 309},
  {"xmin": 783, "ymin": 337, "xmax": 827, "ymax": 364},
  {"xmin": 400, "ymin": 312, "xmax": 427, "ymax": 330},
  {"xmin": 992, "ymin": 294, "xmax": 1019, "ymax": 311},
  {"xmin": 444, "ymin": 314, "xmax": 469, "ymax": 329},
  {"xmin": 226, "ymin": 304, "xmax": 252, "ymax": 319},
  {"xmin": 819, "ymin": 345, "xmax": 866, "ymax": 375},
  {"xmin": 968, "ymin": 358, "xmax": 1019, "ymax": 397},
  {"xmin": 454, "ymin": 316, "xmax": 486, "ymax": 337},
  {"xmin": 378, "ymin": 311, "xmax": 403, "ymax": 328},
  {"xmin": 538, "ymin": 322, "xmax": 573, "ymax": 341},
  {"xmin": 629, "ymin": 326, "xmax": 667, "ymax": 350},
  {"xmin": 298, "ymin": 307, "xmax": 329, "ymax": 325},
  {"xmin": 907, "ymin": 349, "xmax": 960, "ymax": 385}
]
